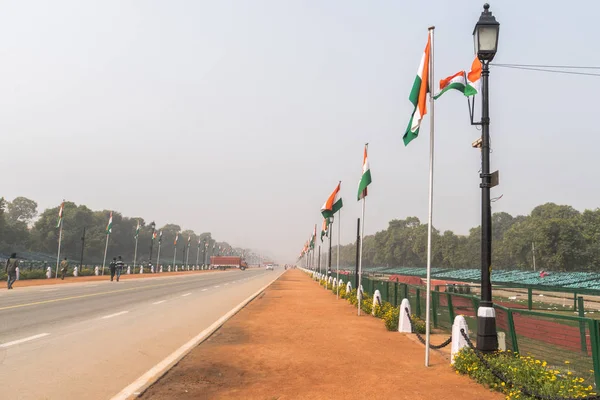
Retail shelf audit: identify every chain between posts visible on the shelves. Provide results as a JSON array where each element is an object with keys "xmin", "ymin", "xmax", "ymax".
[
  {"xmin": 459, "ymin": 329, "xmax": 600, "ymax": 400},
  {"xmin": 405, "ymin": 307, "xmax": 452, "ymax": 349}
]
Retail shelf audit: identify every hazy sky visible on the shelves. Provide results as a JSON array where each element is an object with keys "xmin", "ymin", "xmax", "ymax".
[{"xmin": 1, "ymin": 1, "xmax": 599, "ymax": 263}]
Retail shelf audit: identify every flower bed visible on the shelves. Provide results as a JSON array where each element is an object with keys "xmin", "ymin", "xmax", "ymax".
[{"xmin": 454, "ymin": 349, "xmax": 596, "ymax": 399}]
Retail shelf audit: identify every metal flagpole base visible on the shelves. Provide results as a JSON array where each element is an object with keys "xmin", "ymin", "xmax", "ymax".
[{"xmin": 476, "ymin": 306, "xmax": 498, "ymax": 352}]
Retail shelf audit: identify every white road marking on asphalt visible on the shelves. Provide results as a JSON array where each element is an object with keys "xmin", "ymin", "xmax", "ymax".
[
  {"xmin": 201, "ymin": 289, "xmax": 208, "ymax": 292},
  {"xmin": 181, "ymin": 293, "xmax": 191, "ymax": 297},
  {"xmin": 40, "ymin": 289, "xmax": 59, "ymax": 292},
  {"xmin": 225, "ymin": 283, "xmax": 229, "ymax": 286},
  {"xmin": 110, "ymin": 274, "xmax": 282, "ymax": 400},
  {"xmin": 152, "ymin": 300, "xmax": 166, "ymax": 305},
  {"xmin": 214, "ymin": 285, "xmax": 220, "ymax": 288},
  {"xmin": 101, "ymin": 311, "xmax": 129, "ymax": 319},
  {"xmin": 0, "ymin": 333, "xmax": 50, "ymax": 348}
]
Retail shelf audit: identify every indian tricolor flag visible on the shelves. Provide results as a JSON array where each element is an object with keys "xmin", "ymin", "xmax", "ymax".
[
  {"xmin": 106, "ymin": 212, "xmax": 113, "ymax": 234},
  {"xmin": 357, "ymin": 144, "xmax": 371, "ymax": 200},
  {"xmin": 321, "ymin": 218, "xmax": 329, "ymax": 242},
  {"xmin": 135, "ymin": 220, "xmax": 140, "ymax": 239},
  {"xmin": 434, "ymin": 71, "xmax": 467, "ymax": 99},
  {"xmin": 56, "ymin": 202, "xmax": 64, "ymax": 228},
  {"xmin": 404, "ymin": 34, "xmax": 431, "ymax": 146},
  {"xmin": 174, "ymin": 232, "xmax": 179, "ymax": 245},
  {"xmin": 321, "ymin": 182, "xmax": 343, "ymax": 218},
  {"xmin": 434, "ymin": 57, "xmax": 482, "ymax": 99},
  {"xmin": 465, "ymin": 57, "xmax": 482, "ymax": 96}
]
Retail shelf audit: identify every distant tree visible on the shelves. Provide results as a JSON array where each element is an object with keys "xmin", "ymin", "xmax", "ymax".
[{"xmin": 6, "ymin": 197, "xmax": 38, "ymax": 225}]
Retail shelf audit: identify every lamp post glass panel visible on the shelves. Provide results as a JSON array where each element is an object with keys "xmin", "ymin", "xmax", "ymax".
[{"xmin": 474, "ymin": 3, "xmax": 499, "ymax": 352}]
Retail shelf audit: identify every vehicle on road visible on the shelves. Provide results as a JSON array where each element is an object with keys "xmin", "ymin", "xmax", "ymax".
[
  {"xmin": 210, "ymin": 256, "xmax": 248, "ymax": 270},
  {"xmin": 266, "ymin": 264, "xmax": 274, "ymax": 270}
]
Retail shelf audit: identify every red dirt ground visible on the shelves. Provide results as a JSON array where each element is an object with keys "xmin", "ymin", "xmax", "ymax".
[{"xmin": 141, "ymin": 270, "xmax": 502, "ymax": 400}]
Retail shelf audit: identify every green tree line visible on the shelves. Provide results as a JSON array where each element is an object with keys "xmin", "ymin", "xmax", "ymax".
[
  {"xmin": 330, "ymin": 203, "xmax": 600, "ymax": 272},
  {"xmin": 0, "ymin": 196, "xmax": 250, "ymax": 266}
]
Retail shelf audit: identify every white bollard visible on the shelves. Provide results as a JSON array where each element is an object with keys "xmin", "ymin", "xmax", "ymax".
[
  {"xmin": 338, "ymin": 279, "xmax": 344, "ymax": 289},
  {"xmin": 151, "ymin": 265, "xmax": 155, "ymax": 273},
  {"xmin": 159, "ymin": 265, "xmax": 163, "ymax": 273},
  {"xmin": 94, "ymin": 266, "xmax": 99, "ymax": 276},
  {"xmin": 451, "ymin": 315, "xmax": 470, "ymax": 364},
  {"xmin": 168, "ymin": 265, "xmax": 171, "ymax": 272},
  {"xmin": 47, "ymin": 266, "xmax": 52, "ymax": 279},
  {"xmin": 398, "ymin": 299, "xmax": 412, "ymax": 333},
  {"xmin": 332, "ymin": 278, "xmax": 337, "ymax": 288},
  {"xmin": 328, "ymin": 276, "xmax": 333, "ymax": 285},
  {"xmin": 127, "ymin": 266, "xmax": 131, "ymax": 274},
  {"xmin": 497, "ymin": 332, "xmax": 506, "ymax": 352},
  {"xmin": 346, "ymin": 281, "xmax": 352, "ymax": 293},
  {"xmin": 15, "ymin": 267, "xmax": 20, "ymax": 280},
  {"xmin": 372, "ymin": 290, "xmax": 382, "ymax": 315},
  {"xmin": 73, "ymin": 266, "xmax": 78, "ymax": 277},
  {"xmin": 175, "ymin": 265, "xmax": 178, "ymax": 272},
  {"xmin": 140, "ymin": 266, "xmax": 144, "ymax": 274}
]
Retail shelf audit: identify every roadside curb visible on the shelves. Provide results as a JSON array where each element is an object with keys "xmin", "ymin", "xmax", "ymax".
[{"xmin": 110, "ymin": 270, "xmax": 286, "ymax": 400}]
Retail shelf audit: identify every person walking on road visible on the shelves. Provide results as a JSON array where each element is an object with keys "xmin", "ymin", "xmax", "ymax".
[
  {"xmin": 5, "ymin": 253, "xmax": 18, "ymax": 289},
  {"xmin": 109, "ymin": 257, "xmax": 117, "ymax": 282},
  {"xmin": 60, "ymin": 257, "xmax": 69, "ymax": 280},
  {"xmin": 115, "ymin": 256, "xmax": 124, "ymax": 282}
]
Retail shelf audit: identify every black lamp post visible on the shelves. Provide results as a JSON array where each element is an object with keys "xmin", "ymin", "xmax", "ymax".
[
  {"xmin": 473, "ymin": 3, "xmax": 500, "ymax": 352},
  {"xmin": 148, "ymin": 222, "xmax": 156, "ymax": 266}
]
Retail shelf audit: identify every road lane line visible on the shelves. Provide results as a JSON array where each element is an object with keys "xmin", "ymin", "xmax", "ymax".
[
  {"xmin": 101, "ymin": 311, "xmax": 129, "ymax": 319},
  {"xmin": 111, "ymin": 271, "xmax": 285, "ymax": 400},
  {"xmin": 225, "ymin": 283, "xmax": 229, "ymax": 286},
  {"xmin": 152, "ymin": 300, "xmax": 166, "ymax": 305},
  {"xmin": 0, "ymin": 333, "xmax": 50, "ymax": 348},
  {"xmin": 181, "ymin": 293, "xmax": 191, "ymax": 297},
  {"xmin": 40, "ymin": 289, "xmax": 59, "ymax": 292},
  {"xmin": 214, "ymin": 285, "xmax": 220, "ymax": 288},
  {"xmin": 201, "ymin": 289, "xmax": 208, "ymax": 292}
]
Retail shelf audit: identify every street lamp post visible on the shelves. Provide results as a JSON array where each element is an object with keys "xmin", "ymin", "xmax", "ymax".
[{"xmin": 473, "ymin": 3, "xmax": 500, "ymax": 352}]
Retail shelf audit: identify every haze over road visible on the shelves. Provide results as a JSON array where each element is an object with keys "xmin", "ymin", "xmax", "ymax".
[{"xmin": 0, "ymin": 268, "xmax": 283, "ymax": 400}]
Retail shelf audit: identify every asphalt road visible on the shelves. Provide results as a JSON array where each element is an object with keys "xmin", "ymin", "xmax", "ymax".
[{"xmin": 0, "ymin": 268, "xmax": 284, "ymax": 400}]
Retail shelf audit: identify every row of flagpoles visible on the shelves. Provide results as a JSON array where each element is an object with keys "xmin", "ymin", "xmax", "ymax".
[
  {"xmin": 298, "ymin": 142, "xmax": 372, "ymax": 306},
  {"xmin": 54, "ymin": 203, "xmax": 238, "ymax": 276},
  {"xmin": 297, "ymin": 27, "xmax": 483, "ymax": 368}
]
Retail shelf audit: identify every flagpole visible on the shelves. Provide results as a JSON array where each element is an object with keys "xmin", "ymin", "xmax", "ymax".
[
  {"xmin": 424, "ymin": 26, "xmax": 435, "ymax": 367},
  {"xmin": 133, "ymin": 236, "xmax": 139, "ymax": 270},
  {"xmin": 337, "ymin": 210, "xmax": 341, "ymax": 299},
  {"xmin": 185, "ymin": 245, "xmax": 190, "ymax": 269},
  {"xmin": 328, "ymin": 216, "xmax": 333, "ymax": 290},
  {"xmin": 102, "ymin": 233, "xmax": 109, "ymax": 276},
  {"xmin": 55, "ymin": 221, "xmax": 63, "ymax": 279},
  {"xmin": 156, "ymin": 241, "xmax": 161, "ymax": 272},
  {"xmin": 196, "ymin": 243, "xmax": 200, "ymax": 266},
  {"xmin": 173, "ymin": 247, "xmax": 177, "ymax": 270},
  {"xmin": 358, "ymin": 198, "xmax": 365, "ymax": 316},
  {"xmin": 318, "ymin": 245, "xmax": 321, "ymax": 275}
]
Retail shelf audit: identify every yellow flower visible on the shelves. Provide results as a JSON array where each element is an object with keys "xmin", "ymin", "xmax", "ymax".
[
  {"xmin": 542, "ymin": 361, "xmax": 547, "ymax": 367},
  {"xmin": 501, "ymin": 382, "xmax": 506, "ymax": 387},
  {"xmin": 567, "ymin": 371, "xmax": 572, "ymax": 375},
  {"xmin": 565, "ymin": 360, "xmax": 571, "ymax": 364}
]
